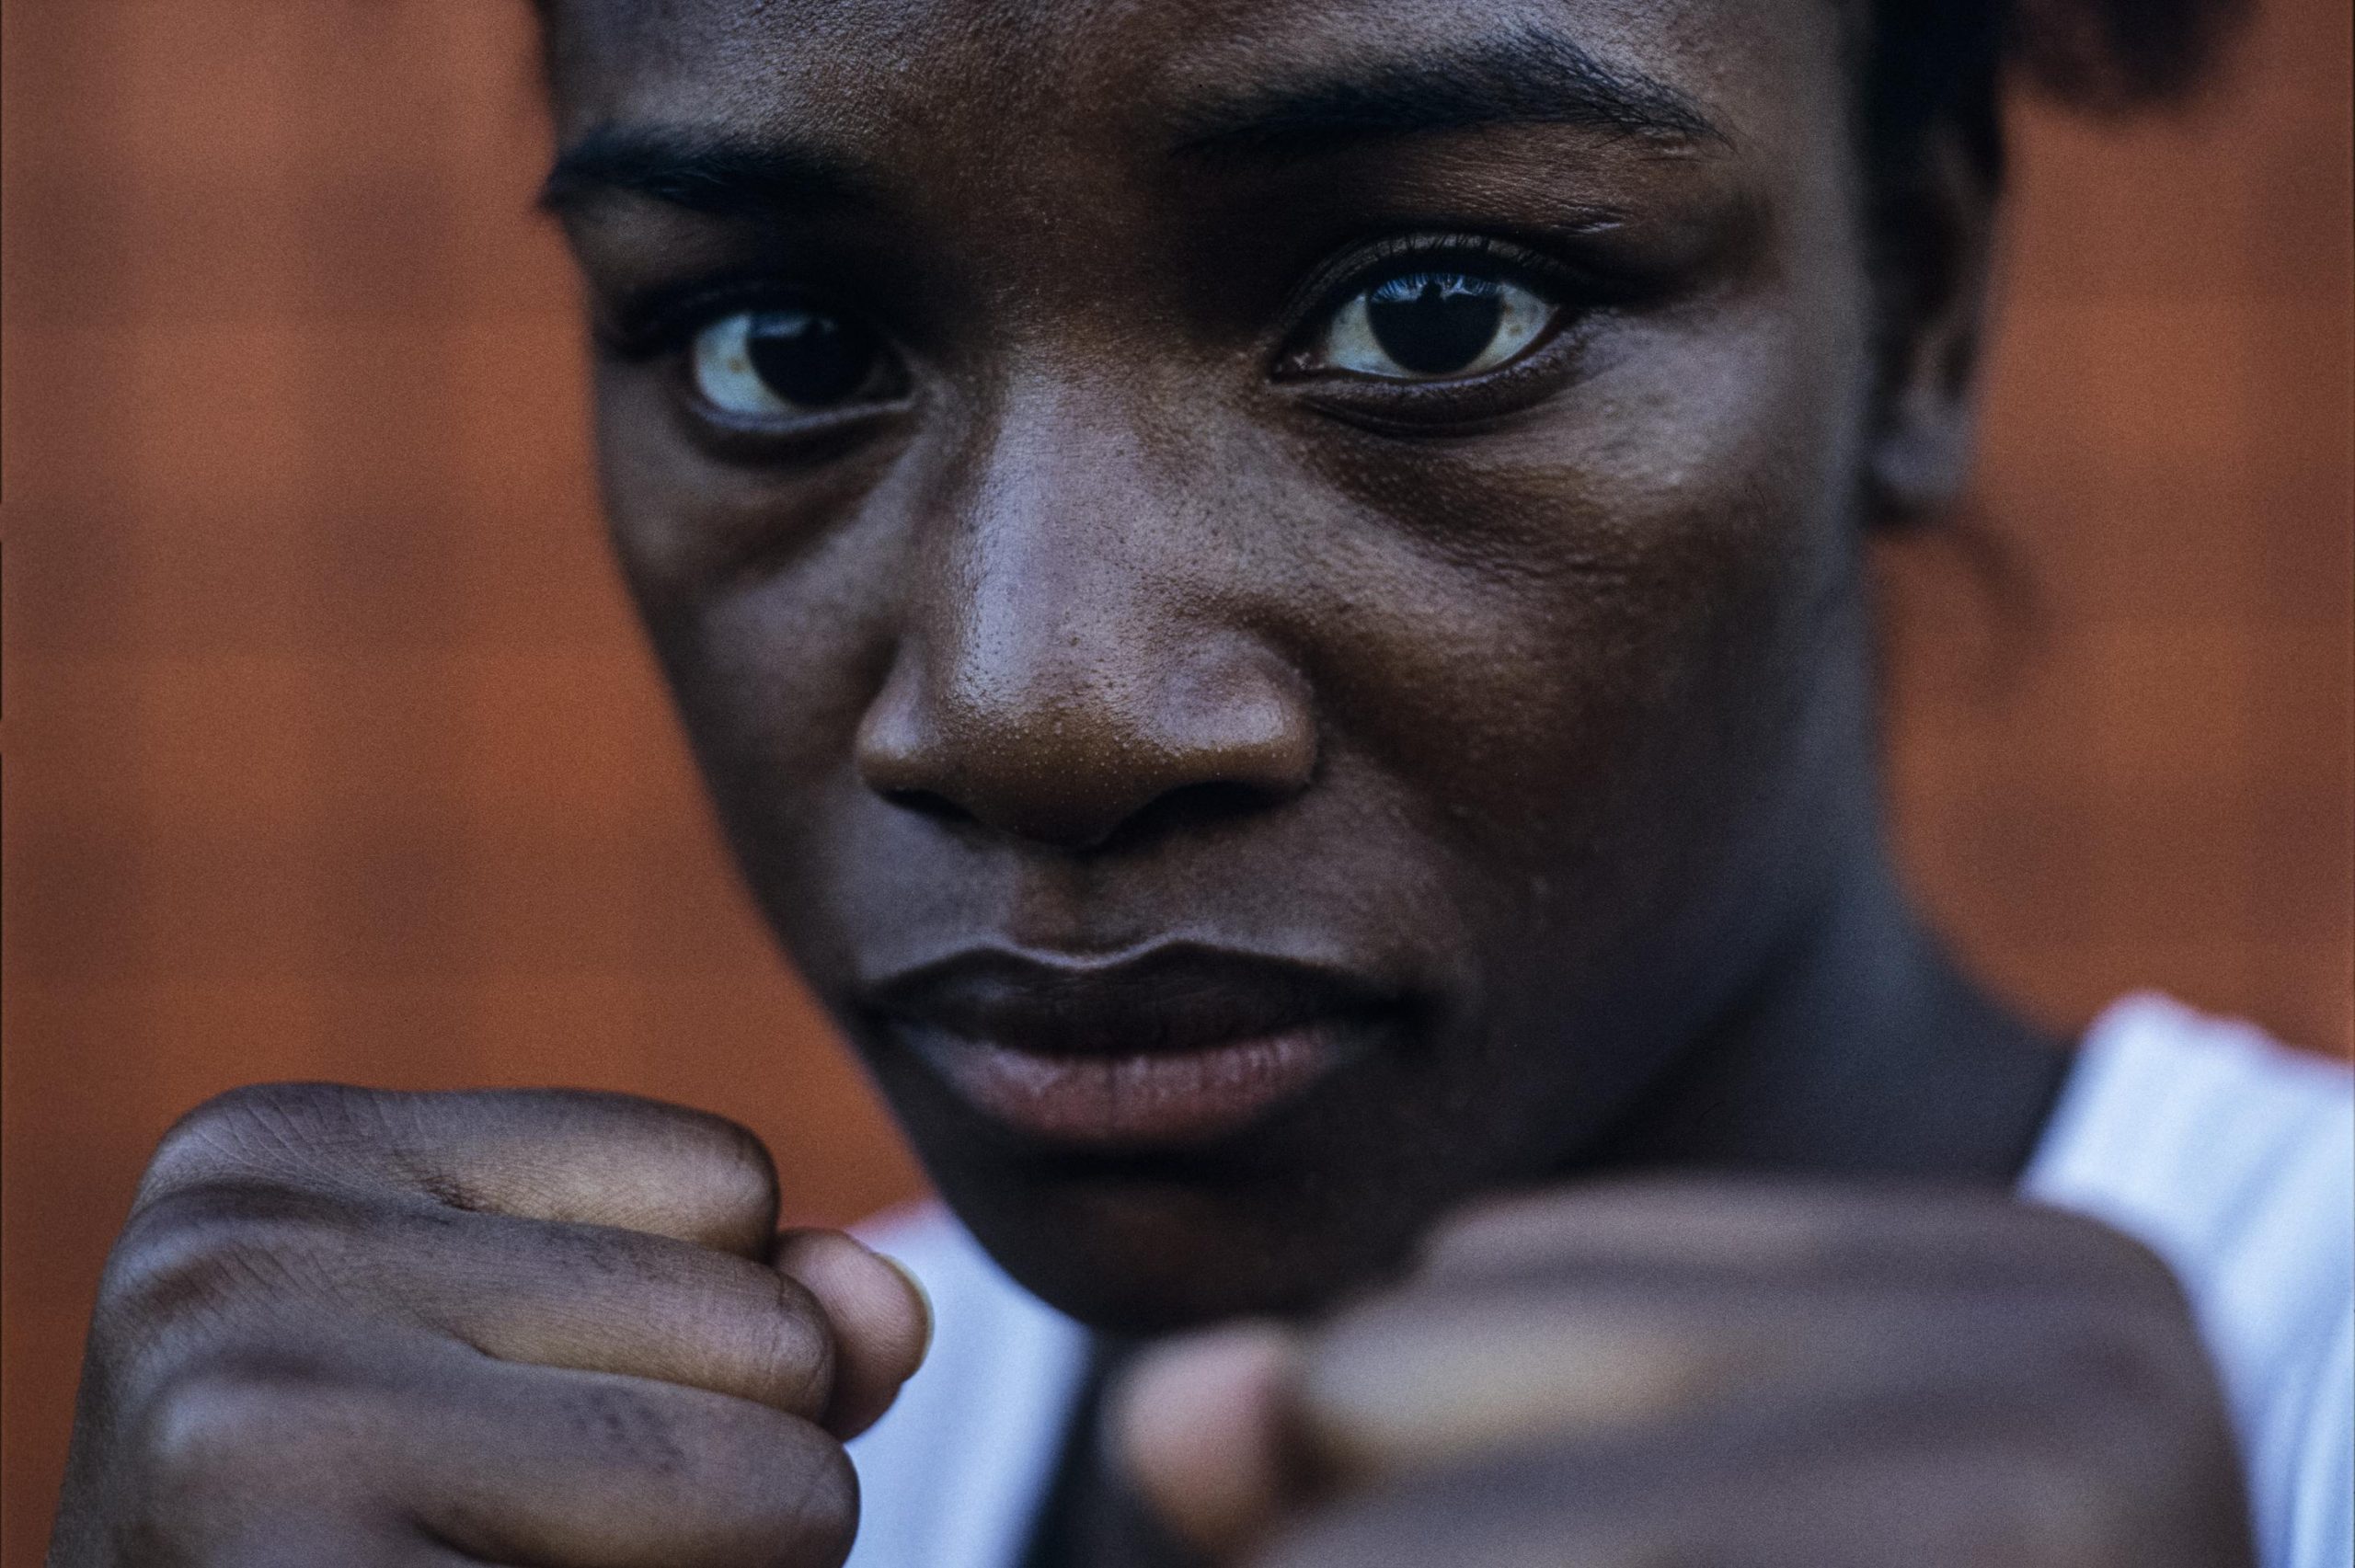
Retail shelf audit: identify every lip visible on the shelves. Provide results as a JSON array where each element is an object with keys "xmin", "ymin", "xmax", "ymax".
[{"xmin": 864, "ymin": 943, "xmax": 1397, "ymax": 1148}]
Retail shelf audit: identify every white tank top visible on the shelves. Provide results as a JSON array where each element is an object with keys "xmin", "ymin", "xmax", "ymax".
[{"xmin": 847, "ymin": 994, "xmax": 2355, "ymax": 1568}]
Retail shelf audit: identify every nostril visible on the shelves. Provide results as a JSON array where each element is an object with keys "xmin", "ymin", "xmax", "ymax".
[
  {"xmin": 1113, "ymin": 778, "xmax": 1301, "ymax": 844},
  {"xmin": 854, "ymin": 637, "xmax": 1319, "ymax": 853},
  {"xmin": 876, "ymin": 786, "xmax": 972, "ymax": 827}
]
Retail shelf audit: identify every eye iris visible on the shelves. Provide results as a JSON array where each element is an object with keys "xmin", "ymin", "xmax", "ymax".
[
  {"xmin": 1365, "ymin": 272, "xmax": 1504, "ymax": 375},
  {"xmin": 743, "ymin": 309, "xmax": 876, "ymax": 406}
]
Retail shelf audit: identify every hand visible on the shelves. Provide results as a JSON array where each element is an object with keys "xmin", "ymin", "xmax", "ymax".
[
  {"xmin": 51, "ymin": 1083, "xmax": 929, "ymax": 1568},
  {"xmin": 1118, "ymin": 1181, "xmax": 2253, "ymax": 1568}
]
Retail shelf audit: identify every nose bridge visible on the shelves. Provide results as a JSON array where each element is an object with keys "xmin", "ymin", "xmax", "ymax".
[
  {"xmin": 857, "ymin": 376, "xmax": 1315, "ymax": 848},
  {"xmin": 951, "ymin": 379, "xmax": 1175, "ymax": 714}
]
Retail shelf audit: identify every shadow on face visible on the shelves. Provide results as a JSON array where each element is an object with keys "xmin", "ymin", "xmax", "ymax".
[{"xmin": 538, "ymin": 0, "xmax": 1937, "ymax": 1326}]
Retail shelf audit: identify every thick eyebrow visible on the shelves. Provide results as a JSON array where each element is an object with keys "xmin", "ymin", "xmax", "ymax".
[
  {"xmin": 1169, "ymin": 27, "xmax": 1729, "ymax": 163},
  {"xmin": 538, "ymin": 124, "xmax": 870, "ymax": 218}
]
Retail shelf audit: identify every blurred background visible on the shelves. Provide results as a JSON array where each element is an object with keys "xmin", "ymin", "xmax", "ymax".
[{"xmin": 2, "ymin": 0, "xmax": 2348, "ymax": 1556}]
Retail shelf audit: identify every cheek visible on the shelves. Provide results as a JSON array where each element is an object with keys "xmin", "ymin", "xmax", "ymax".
[
  {"xmin": 1292, "ymin": 299, "xmax": 1872, "ymax": 865},
  {"xmin": 592, "ymin": 365, "xmax": 890, "ymax": 600},
  {"xmin": 592, "ymin": 369, "xmax": 911, "ymax": 835}
]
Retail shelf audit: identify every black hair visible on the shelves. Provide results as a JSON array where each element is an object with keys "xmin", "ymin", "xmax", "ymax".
[
  {"xmin": 1853, "ymin": 0, "xmax": 2245, "ymax": 642},
  {"xmin": 1851, "ymin": 0, "xmax": 2246, "ymax": 427},
  {"xmin": 1867, "ymin": 0, "xmax": 2250, "ymax": 180}
]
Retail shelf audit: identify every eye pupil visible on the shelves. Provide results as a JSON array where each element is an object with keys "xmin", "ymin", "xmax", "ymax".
[
  {"xmin": 1365, "ymin": 273, "xmax": 1505, "ymax": 376},
  {"xmin": 744, "ymin": 309, "xmax": 877, "ymax": 406}
]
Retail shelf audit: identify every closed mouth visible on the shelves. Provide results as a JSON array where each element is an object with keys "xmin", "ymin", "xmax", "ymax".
[{"xmin": 863, "ymin": 942, "xmax": 1402, "ymax": 1148}]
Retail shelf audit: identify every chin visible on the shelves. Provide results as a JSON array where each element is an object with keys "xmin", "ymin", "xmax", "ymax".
[{"xmin": 929, "ymin": 1151, "xmax": 1434, "ymax": 1331}]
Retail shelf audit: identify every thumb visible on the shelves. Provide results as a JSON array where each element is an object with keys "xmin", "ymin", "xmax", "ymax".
[
  {"xmin": 1109, "ymin": 1322, "xmax": 1301, "ymax": 1560},
  {"xmin": 772, "ymin": 1229, "xmax": 934, "ymax": 1439}
]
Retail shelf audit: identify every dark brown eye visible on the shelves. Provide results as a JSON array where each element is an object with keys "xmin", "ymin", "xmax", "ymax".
[
  {"xmin": 1368, "ymin": 274, "xmax": 1504, "ymax": 372},
  {"xmin": 690, "ymin": 307, "xmax": 895, "ymax": 416},
  {"xmin": 1306, "ymin": 269, "xmax": 1555, "ymax": 381}
]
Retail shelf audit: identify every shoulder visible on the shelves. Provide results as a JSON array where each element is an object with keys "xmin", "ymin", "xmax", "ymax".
[
  {"xmin": 2025, "ymin": 993, "xmax": 2350, "ymax": 1291},
  {"xmin": 2023, "ymin": 994, "xmax": 2352, "ymax": 1568}
]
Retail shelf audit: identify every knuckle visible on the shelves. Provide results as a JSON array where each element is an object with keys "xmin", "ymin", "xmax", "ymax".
[
  {"xmin": 2070, "ymin": 1316, "xmax": 2181, "ymax": 1406},
  {"xmin": 567, "ymin": 1092, "xmax": 779, "ymax": 1211},
  {"xmin": 453, "ymin": 1092, "xmax": 779, "ymax": 1246},
  {"xmin": 143, "ymin": 1082, "xmax": 377, "ymax": 1199},
  {"xmin": 103, "ymin": 1184, "xmax": 358, "ymax": 1333},
  {"xmin": 1969, "ymin": 1399, "xmax": 2230, "ymax": 1567},
  {"xmin": 666, "ymin": 1104, "xmax": 782, "ymax": 1227},
  {"xmin": 2042, "ymin": 1284, "xmax": 2220, "ymax": 1426},
  {"xmin": 2076, "ymin": 1355, "xmax": 2232, "ymax": 1498},
  {"xmin": 140, "ymin": 1371, "xmax": 272, "ymax": 1494},
  {"xmin": 136, "ymin": 1366, "xmax": 350, "ymax": 1504},
  {"xmin": 1994, "ymin": 1451, "xmax": 2144, "ymax": 1568}
]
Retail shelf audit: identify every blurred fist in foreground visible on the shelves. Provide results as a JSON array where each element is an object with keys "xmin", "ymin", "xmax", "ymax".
[
  {"xmin": 52, "ymin": 1083, "xmax": 928, "ymax": 1568},
  {"xmin": 1119, "ymin": 1181, "xmax": 2253, "ymax": 1568}
]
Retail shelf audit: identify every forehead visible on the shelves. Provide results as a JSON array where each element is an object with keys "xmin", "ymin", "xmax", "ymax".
[{"xmin": 541, "ymin": 0, "xmax": 1842, "ymax": 155}]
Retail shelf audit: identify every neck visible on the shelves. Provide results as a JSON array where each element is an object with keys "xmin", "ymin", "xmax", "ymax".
[{"xmin": 1580, "ymin": 854, "xmax": 2071, "ymax": 1184}]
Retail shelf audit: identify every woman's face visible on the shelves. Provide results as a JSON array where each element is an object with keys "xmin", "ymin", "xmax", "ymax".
[{"xmin": 546, "ymin": 0, "xmax": 1902, "ymax": 1325}]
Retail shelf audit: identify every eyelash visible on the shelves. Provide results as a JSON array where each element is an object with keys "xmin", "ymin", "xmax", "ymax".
[
  {"xmin": 597, "ymin": 277, "xmax": 807, "ymax": 363},
  {"xmin": 598, "ymin": 225, "xmax": 1614, "ymax": 446},
  {"xmin": 1281, "ymin": 233, "xmax": 1595, "ymax": 350}
]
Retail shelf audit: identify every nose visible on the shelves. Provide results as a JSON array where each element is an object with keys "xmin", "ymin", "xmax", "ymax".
[{"xmin": 855, "ymin": 398, "xmax": 1315, "ymax": 852}]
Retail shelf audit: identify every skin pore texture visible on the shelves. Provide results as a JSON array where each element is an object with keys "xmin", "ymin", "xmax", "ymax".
[{"xmin": 541, "ymin": 0, "xmax": 2065, "ymax": 1329}]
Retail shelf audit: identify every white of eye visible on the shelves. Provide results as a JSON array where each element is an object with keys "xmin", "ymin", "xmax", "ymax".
[
  {"xmin": 1313, "ymin": 273, "xmax": 1557, "ymax": 381},
  {"xmin": 691, "ymin": 310, "xmax": 796, "ymax": 417}
]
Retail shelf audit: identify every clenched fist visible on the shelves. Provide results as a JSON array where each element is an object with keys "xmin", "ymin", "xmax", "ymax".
[
  {"xmin": 51, "ymin": 1084, "xmax": 929, "ymax": 1568},
  {"xmin": 1119, "ymin": 1182, "xmax": 2255, "ymax": 1568}
]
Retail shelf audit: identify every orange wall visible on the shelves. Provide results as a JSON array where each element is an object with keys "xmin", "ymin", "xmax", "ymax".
[{"xmin": 3, "ymin": 2, "xmax": 2349, "ymax": 1558}]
